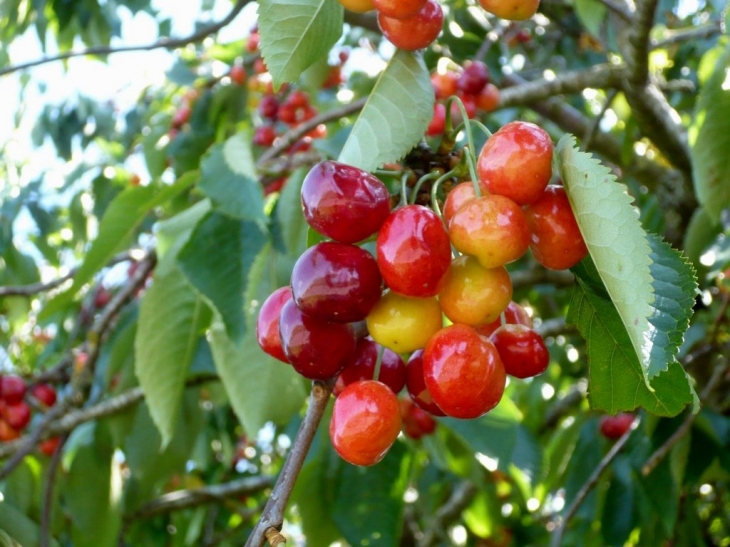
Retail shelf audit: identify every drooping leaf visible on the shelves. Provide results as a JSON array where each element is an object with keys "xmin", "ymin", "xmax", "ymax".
[
  {"xmin": 178, "ymin": 211, "xmax": 268, "ymax": 341},
  {"xmin": 574, "ymin": 0, "xmax": 607, "ymax": 37},
  {"xmin": 0, "ymin": 501, "xmax": 60, "ymax": 547},
  {"xmin": 338, "ymin": 49, "xmax": 434, "ymax": 172},
  {"xmin": 644, "ymin": 235, "xmax": 698, "ymax": 378},
  {"xmin": 257, "ymin": 0, "xmax": 343, "ymax": 88},
  {"xmin": 134, "ymin": 265, "xmax": 211, "ymax": 447},
  {"xmin": 690, "ymin": 42, "xmax": 730, "ymax": 223},
  {"xmin": 567, "ymin": 258, "xmax": 694, "ymax": 416},
  {"xmin": 557, "ymin": 135, "xmax": 654, "ymax": 382},
  {"xmin": 197, "ymin": 133, "xmax": 266, "ymax": 226},
  {"xmin": 209, "ymin": 319, "xmax": 307, "ymax": 437},
  {"xmin": 273, "ymin": 168, "xmax": 308, "ymax": 257},
  {"xmin": 155, "ymin": 199, "xmax": 212, "ymax": 276}
]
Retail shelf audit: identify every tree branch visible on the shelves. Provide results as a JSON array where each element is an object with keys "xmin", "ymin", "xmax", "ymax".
[
  {"xmin": 0, "ymin": 0, "xmax": 250, "ymax": 77},
  {"xmin": 418, "ymin": 481, "xmax": 478, "ymax": 547},
  {"xmin": 245, "ymin": 381, "xmax": 333, "ymax": 547},
  {"xmin": 652, "ymin": 20, "xmax": 724, "ymax": 49},
  {"xmin": 126, "ymin": 476, "xmax": 275, "ymax": 521},
  {"xmin": 550, "ymin": 416, "xmax": 639, "ymax": 547}
]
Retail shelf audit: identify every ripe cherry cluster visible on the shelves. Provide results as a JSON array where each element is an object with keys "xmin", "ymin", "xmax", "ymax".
[
  {"xmin": 428, "ymin": 61, "xmax": 500, "ymax": 137},
  {"xmin": 256, "ymin": 120, "xmax": 587, "ymax": 467},
  {"xmin": 0, "ymin": 374, "xmax": 60, "ymax": 455}
]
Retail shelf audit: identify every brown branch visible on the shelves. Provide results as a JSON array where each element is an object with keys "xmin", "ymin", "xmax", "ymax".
[
  {"xmin": 0, "ymin": 0, "xmax": 250, "ymax": 77},
  {"xmin": 550, "ymin": 416, "xmax": 639, "ymax": 547},
  {"xmin": 652, "ymin": 20, "xmax": 724, "ymax": 49},
  {"xmin": 0, "ymin": 251, "xmax": 135, "ymax": 297},
  {"xmin": 418, "ymin": 482, "xmax": 478, "ymax": 547},
  {"xmin": 126, "ymin": 476, "xmax": 274, "ymax": 521},
  {"xmin": 244, "ymin": 381, "xmax": 333, "ymax": 547}
]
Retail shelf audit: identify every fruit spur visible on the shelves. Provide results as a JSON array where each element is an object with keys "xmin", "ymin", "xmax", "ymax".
[{"xmin": 256, "ymin": 113, "xmax": 588, "ymax": 467}]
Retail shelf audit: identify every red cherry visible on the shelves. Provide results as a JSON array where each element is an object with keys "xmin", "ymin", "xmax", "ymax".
[
  {"xmin": 278, "ymin": 299, "xmax": 356, "ymax": 380},
  {"xmin": 490, "ymin": 324, "xmax": 549, "ymax": 379},
  {"xmin": 450, "ymin": 93, "xmax": 478, "ymax": 124},
  {"xmin": 431, "ymin": 71, "xmax": 459, "ymax": 100},
  {"xmin": 3, "ymin": 401, "xmax": 30, "ymax": 430},
  {"xmin": 285, "ymin": 90, "xmax": 310, "ymax": 109},
  {"xmin": 457, "ymin": 61, "xmax": 490, "ymax": 95},
  {"xmin": 258, "ymin": 95, "xmax": 279, "ymax": 120},
  {"xmin": 301, "ymin": 161, "xmax": 392, "ymax": 244},
  {"xmin": 423, "ymin": 325, "xmax": 506, "ymax": 419},
  {"xmin": 378, "ymin": 0, "xmax": 443, "ymax": 51},
  {"xmin": 39, "ymin": 436, "xmax": 62, "ymax": 456},
  {"xmin": 373, "ymin": 0, "xmax": 426, "ymax": 18},
  {"xmin": 474, "ymin": 301, "xmax": 532, "ymax": 338},
  {"xmin": 264, "ymin": 177, "xmax": 287, "ymax": 196},
  {"xmin": 230, "ymin": 65, "xmax": 247, "ymax": 85},
  {"xmin": 330, "ymin": 380, "xmax": 401, "ymax": 466},
  {"xmin": 426, "ymin": 102, "xmax": 446, "ymax": 137},
  {"xmin": 256, "ymin": 287, "xmax": 293, "ymax": 363},
  {"xmin": 376, "ymin": 205, "xmax": 451, "ymax": 297},
  {"xmin": 172, "ymin": 105, "xmax": 192, "ymax": 128},
  {"xmin": 253, "ymin": 125, "xmax": 277, "ymax": 147},
  {"xmin": 334, "ymin": 338, "xmax": 406, "ymax": 396},
  {"xmin": 399, "ymin": 397, "xmax": 437, "ymax": 439},
  {"xmin": 476, "ymin": 83, "xmax": 500, "ymax": 112},
  {"xmin": 524, "ymin": 185, "xmax": 588, "ymax": 270},
  {"xmin": 448, "ymin": 194, "xmax": 530, "ymax": 269},
  {"xmin": 247, "ymin": 31, "xmax": 260, "ymax": 52},
  {"xmin": 291, "ymin": 242, "xmax": 383, "ymax": 323},
  {"xmin": 477, "ymin": 121, "xmax": 553, "ymax": 206},
  {"xmin": 253, "ymin": 58, "xmax": 267, "ymax": 74},
  {"xmin": 405, "ymin": 350, "xmax": 445, "ymax": 416},
  {"xmin": 599, "ymin": 413, "xmax": 635, "ymax": 439},
  {"xmin": 1, "ymin": 375, "xmax": 26, "ymax": 405},
  {"xmin": 94, "ymin": 287, "xmax": 112, "ymax": 309},
  {"xmin": 31, "ymin": 384, "xmax": 57, "ymax": 407}
]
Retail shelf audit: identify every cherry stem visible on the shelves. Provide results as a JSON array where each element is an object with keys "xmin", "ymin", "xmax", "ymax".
[
  {"xmin": 373, "ymin": 345, "xmax": 385, "ymax": 382},
  {"xmin": 469, "ymin": 119, "xmax": 493, "ymax": 140},
  {"xmin": 444, "ymin": 96, "xmax": 480, "ymax": 196},
  {"xmin": 398, "ymin": 172, "xmax": 410, "ymax": 207},
  {"xmin": 409, "ymin": 171, "xmax": 442, "ymax": 205},
  {"xmin": 430, "ymin": 170, "xmax": 457, "ymax": 223},
  {"xmin": 375, "ymin": 169, "xmax": 403, "ymax": 177}
]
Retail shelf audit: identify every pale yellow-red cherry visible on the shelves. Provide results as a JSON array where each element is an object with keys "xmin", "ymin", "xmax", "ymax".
[
  {"xmin": 438, "ymin": 257, "xmax": 513, "ymax": 326},
  {"xmin": 366, "ymin": 291, "xmax": 442, "ymax": 353},
  {"xmin": 478, "ymin": 0, "xmax": 540, "ymax": 20},
  {"xmin": 338, "ymin": 0, "xmax": 375, "ymax": 12}
]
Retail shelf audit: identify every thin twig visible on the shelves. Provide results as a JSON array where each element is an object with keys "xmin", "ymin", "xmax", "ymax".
[
  {"xmin": 550, "ymin": 416, "xmax": 639, "ymax": 547},
  {"xmin": 651, "ymin": 20, "xmax": 724, "ymax": 49},
  {"xmin": 581, "ymin": 89, "xmax": 619, "ymax": 152},
  {"xmin": 39, "ymin": 434, "xmax": 67, "ymax": 547},
  {"xmin": 596, "ymin": 0, "xmax": 634, "ymax": 22},
  {"xmin": 244, "ymin": 381, "xmax": 333, "ymax": 547},
  {"xmin": 418, "ymin": 482, "xmax": 478, "ymax": 547},
  {"xmin": 0, "ymin": 0, "xmax": 250, "ymax": 77}
]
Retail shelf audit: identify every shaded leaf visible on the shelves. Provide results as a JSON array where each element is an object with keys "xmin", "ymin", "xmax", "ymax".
[
  {"xmin": 257, "ymin": 0, "xmax": 343, "ymax": 88},
  {"xmin": 338, "ymin": 50, "xmax": 434, "ymax": 172}
]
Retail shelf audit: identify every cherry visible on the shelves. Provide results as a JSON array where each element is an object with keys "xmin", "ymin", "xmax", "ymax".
[
  {"xmin": 301, "ymin": 161, "xmax": 391, "ymax": 244},
  {"xmin": 478, "ymin": 0, "xmax": 540, "ymax": 20},
  {"xmin": 256, "ymin": 287, "xmax": 293, "ymax": 363},
  {"xmin": 338, "ymin": 0, "xmax": 375, "ymax": 10},
  {"xmin": 253, "ymin": 57, "xmax": 268, "ymax": 74},
  {"xmin": 0, "ymin": 420, "xmax": 20, "ymax": 442},
  {"xmin": 400, "ymin": 398, "xmax": 437, "ymax": 439},
  {"xmin": 172, "ymin": 105, "xmax": 192, "ymax": 128},
  {"xmin": 291, "ymin": 242, "xmax": 382, "ymax": 323},
  {"xmin": 450, "ymin": 93, "xmax": 478, "ymax": 124},
  {"xmin": 474, "ymin": 300, "xmax": 532, "ymax": 338},
  {"xmin": 524, "ymin": 185, "xmax": 588, "ymax": 270},
  {"xmin": 599, "ymin": 413, "xmax": 634, "ymax": 439},
  {"xmin": 334, "ymin": 338, "xmax": 406, "ymax": 396},
  {"xmin": 378, "ymin": 0, "xmax": 443, "ymax": 51},
  {"xmin": 448, "ymin": 194, "xmax": 530, "ymax": 269},
  {"xmin": 490, "ymin": 324, "xmax": 549, "ymax": 378},
  {"xmin": 94, "ymin": 286, "xmax": 112, "ymax": 309},
  {"xmin": 405, "ymin": 350, "xmax": 445, "ymax": 416},
  {"xmin": 457, "ymin": 61, "xmax": 490, "ymax": 95},
  {"xmin": 39, "ymin": 436, "xmax": 62, "ymax": 456},
  {"xmin": 3, "ymin": 401, "xmax": 30, "ymax": 430},
  {"xmin": 258, "ymin": 95, "xmax": 279, "ymax": 120},
  {"xmin": 426, "ymin": 103, "xmax": 446, "ymax": 137},
  {"xmin": 477, "ymin": 121, "xmax": 553, "ymax": 206},
  {"xmin": 431, "ymin": 71, "xmax": 459, "ymax": 100},
  {"xmin": 423, "ymin": 324, "xmax": 506, "ymax": 419},
  {"xmin": 247, "ymin": 31, "xmax": 260, "ymax": 52},
  {"xmin": 264, "ymin": 177, "xmax": 287, "ymax": 196},
  {"xmin": 438, "ymin": 257, "xmax": 513, "ymax": 326},
  {"xmin": 253, "ymin": 125, "xmax": 277, "ymax": 147},
  {"xmin": 476, "ymin": 83, "xmax": 500, "ymax": 112},
  {"xmin": 373, "ymin": 0, "xmax": 427, "ymax": 19},
  {"xmin": 31, "ymin": 384, "xmax": 57, "ymax": 407},
  {"xmin": 1, "ymin": 375, "xmax": 26, "ymax": 405},
  {"xmin": 442, "ymin": 181, "xmax": 488, "ymax": 226},
  {"xmin": 286, "ymin": 90, "xmax": 310, "ymax": 109},
  {"xmin": 230, "ymin": 65, "xmax": 247, "ymax": 85},
  {"xmin": 377, "ymin": 205, "xmax": 451, "ymax": 297},
  {"xmin": 278, "ymin": 299, "xmax": 356, "ymax": 380},
  {"xmin": 366, "ymin": 291, "xmax": 442, "ymax": 353},
  {"xmin": 330, "ymin": 380, "xmax": 401, "ymax": 466}
]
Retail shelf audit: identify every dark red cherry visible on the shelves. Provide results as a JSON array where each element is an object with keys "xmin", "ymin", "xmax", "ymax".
[
  {"xmin": 278, "ymin": 299, "xmax": 357, "ymax": 380},
  {"xmin": 3, "ymin": 401, "xmax": 31, "ymax": 430},
  {"xmin": 405, "ymin": 350, "xmax": 445, "ymax": 416},
  {"xmin": 1, "ymin": 375, "xmax": 26, "ymax": 405},
  {"xmin": 334, "ymin": 338, "xmax": 406, "ymax": 396},
  {"xmin": 258, "ymin": 95, "xmax": 279, "ymax": 120},
  {"xmin": 490, "ymin": 324, "xmax": 549, "ymax": 379},
  {"xmin": 31, "ymin": 384, "xmax": 57, "ymax": 407},
  {"xmin": 253, "ymin": 125, "xmax": 277, "ymax": 147},
  {"xmin": 256, "ymin": 287, "xmax": 293, "ymax": 363},
  {"xmin": 291, "ymin": 242, "xmax": 382, "ymax": 323},
  {"xmin": 600, "ymin": 413, "xmax": 635, "ymax": 439},
  {"xmin": 301, "ymin": 161, "xmax": 392, "ymax": 244},
  {"xmin": 457, "ymin": 61, "xmax": 490, "ymax": 95}
]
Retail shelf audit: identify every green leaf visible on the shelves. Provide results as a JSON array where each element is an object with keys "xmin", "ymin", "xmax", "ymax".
[
  {"xmin": 690, "ymin": 42, "xmax": 730, "ymax": 223},
  {"xmin": 331, "ymin": 442, "xmax": 411, "ymax": 547},
  {"xmin": 573, "ymin": 0, "xmax": 607, "ymax": 37},
  {"xmin": 257, "ymin": 0, "xmax": 343, "ymax": 88},
  {"xmin": 178, "ymin": 211, "xmax": 268, "ymax": 341},
  {"xmin": 134, "ymin": 265, "xmax": 211, "ymax": 447},
  {"xmin": 156, "ymin": 199, "xmax": 212, "ymax": 276},
  {"xmin": 557, "ymin": 135, "xmax": 654, "ymax": 382},
  {"xmin": 198, "ymin": 133, "xmax": 266, "ymax": 225},
  {"xmin": 0, "ymin": 501, "xmax": 60, "ymax": 547},
  {"xmin": 644, "ymin": 235, "xmax": 698, "ymax": 378},
  {"xmin": 338, "ymin": 50, "xmax": 434, "ymax": 172},
  {"xmin": 567, "ymin": 260, "xmax": 694, "ymax": 416},
  {"xmin": 209, "ymin": 320, "xmax": 307, "ymax": 437},
  {"xmin": 273, "ymin": 168, "xmax": 308, "ymax": 257}
]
